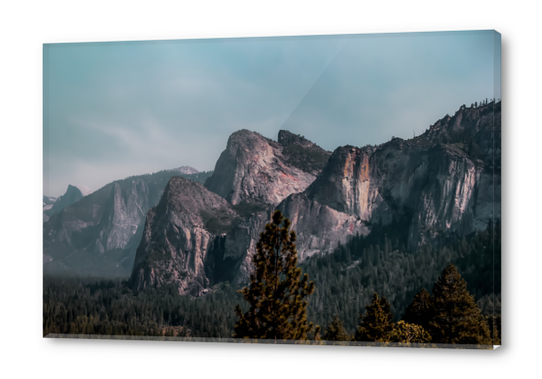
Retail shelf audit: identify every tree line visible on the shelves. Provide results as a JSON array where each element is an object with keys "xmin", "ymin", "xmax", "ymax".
[{"xmin": 43, "ymin": 278, "xmax": 242, "ymax": 338}]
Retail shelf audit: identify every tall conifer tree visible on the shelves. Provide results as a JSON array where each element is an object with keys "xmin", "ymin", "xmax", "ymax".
[
  {"xmin": 322, "ymin": 315, "xmax": 351, "ymax": 342},
  {"xmin": 402, "ymin": 288, "xmax": 433, "ymax": 331},
  {"xmin": 234, "ymin": 210, "xmax": 317, "ymax": 340},
  {"xmin": 429, "ymin": 263, "xmax": 492, "ymax": 345},
  {"xmin": 354, "ymin": 292, "xmax": 394, "ymax": 342}
]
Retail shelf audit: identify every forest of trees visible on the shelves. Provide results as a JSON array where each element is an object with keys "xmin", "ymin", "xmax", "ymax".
[
  {"xmin": 319, "ymin": 262, "xmax": 499, "ymax": 347},
  {"xmin": 44, "ymin": 214, "xmax": 500, "ymax": 347},
  {"xmin": 43, "ymin": 278, "xmax": 242, "ymax": 338},
  {"xmin": 302, "ymin": 219, "xmax": 501, "ymax": 336}
]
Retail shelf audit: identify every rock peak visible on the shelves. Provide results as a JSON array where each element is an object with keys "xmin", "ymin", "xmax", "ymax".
[
  {"xmin": 278, "ymin": 130, "xmax": 313, "ymax": 148},
  {"xmin": 130, "ymin": 175, "xmax": 239, "ymax": 295},
  {"xmin": 205, "ymin": 129, "xmax": 317, "ymax": 205}
]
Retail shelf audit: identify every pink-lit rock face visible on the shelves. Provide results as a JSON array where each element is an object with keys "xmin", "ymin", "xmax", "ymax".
[
  {"xmin": 130, "ymin": 176, "xmax": 240, "ymax": 296},
  {"xmin": 205, "ymin": 129, "xmax": 325, "ymax": 206},
  {"xmin": 279, "ymin": 102, "xmax": 500, "ymax": 258}
]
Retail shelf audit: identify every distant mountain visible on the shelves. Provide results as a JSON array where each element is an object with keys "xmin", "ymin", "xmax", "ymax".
[
  {"xmin": 43, "ymin": 196, "xmax": 56, "ymax": 222},
  {"xmin": 43, "ymin": 185, "xmax": 91, "ymax": 222},
  {"xmin": 43, "ymin": 169, "xmax": 213, "ymax": 277},
  {"xmin": 43, "ymin": 195, "xmax": 57, "ymax": 206},
  {"xmin": 170, "ymin": 166, "xmax": 199, "ymax": 175}
]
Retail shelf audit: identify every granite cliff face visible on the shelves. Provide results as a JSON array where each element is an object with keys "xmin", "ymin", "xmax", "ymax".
[
  {"xmin": 43, "ymin": 169, "xmax": 212, "ymax": 277},
  {"xmin": 278, "ymin": 191, "xmax": 371, "ymax": 260},
  {"xmin": 279, "ymin": 142, "xmax": 482, "ymax": 257},
  {"xmin": 221, "ymin": 209, "xmax": 272, "ymax": 285},
  {"xmin": 129, "ymin": 176, "xmax": 240, "ymax": 295},
  {"xmin": 278, "ymin": 101, "xmax": 501, "ymax": 257},
  {"xmin": 129, "ymin": 130, "xmax": 330, "ymax": 292},
  {"xmin": 204, "ymin": 129, "xmax": 330, "ymax": 205}
]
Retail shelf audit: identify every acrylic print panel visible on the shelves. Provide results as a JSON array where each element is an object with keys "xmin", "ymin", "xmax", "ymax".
[{"xmin": 43, "ymin": 30, "xmax": 501, "ymax": 349}]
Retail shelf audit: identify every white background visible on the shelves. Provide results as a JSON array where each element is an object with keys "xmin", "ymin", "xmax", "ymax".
[{"xmin": 0, "ymin": 1, "xmax": 539, "ymax": 378}]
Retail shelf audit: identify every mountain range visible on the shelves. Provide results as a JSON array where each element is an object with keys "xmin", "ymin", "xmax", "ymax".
[
  {"xmin": 43, "ymin": 167, "xmax": 211, "ymax": 277},
  {"xmin": 44, "ymin": 102, "xmax": 501, "ymax": 297}
]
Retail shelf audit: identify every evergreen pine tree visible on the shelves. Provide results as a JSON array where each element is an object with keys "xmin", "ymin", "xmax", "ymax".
[
  {"xmin": 354, "ymin": 292, "xmax": 394, "ymax": 342},
  {"xmin": 322, "ymin": 315, "xmax": 351, "ymax": 342},
  {"xmin": 429, "ymin": 263, "xmax": 491, "ymax": 345},
  {"xmin": 402, "ymin": 288, "xmax": 433, "ymax": 332},
  {"xmin": 233, "ymin": 210, "xmax": 317, "ymax": 340}
]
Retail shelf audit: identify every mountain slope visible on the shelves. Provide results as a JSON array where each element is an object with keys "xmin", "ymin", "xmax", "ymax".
[
  {"xmin": 278, "ymin": 101, "xmax": 501, "ymax": 258},
  {"xmin": 43, "ymin": 185, "xmax": 91, "ymax": 222},
  {"xmin": 130, "ymin": 129, "xmax": 330, "ymax": 292},
  {"xmin": 129, "ymin": 176, "xmax": 240, "ymax": 295},
  {"xmin": 43, "ymin": 196, "xmax": 57, "ymax": 222},
  {"xmin": 204, "ymin": 129, "xmax": 329, "ymax": 205},
  {"xmin": 278, "ymin": 130, "xmax": 332, "ymax": 176},
  {"xmin": 43, "ymin": 169, "xmax": 213, "ymax": 277}
]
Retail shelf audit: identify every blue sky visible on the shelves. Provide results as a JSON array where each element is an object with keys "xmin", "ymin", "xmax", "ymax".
[{"xmin": 44, "ymin": 30, "xmax": 500, "ymax": 197}]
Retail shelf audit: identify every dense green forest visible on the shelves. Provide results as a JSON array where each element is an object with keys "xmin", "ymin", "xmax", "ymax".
[
  {"xmin": 303, "ymin": 221, "xmax": 501, "ymax": 333},
  {"xmin": 43, "ymin": 279, "xmax": 242, "ymax": 338},
  {"xmin": 44, "ymin": 222, "xmax": 500, "ymax": 345}
]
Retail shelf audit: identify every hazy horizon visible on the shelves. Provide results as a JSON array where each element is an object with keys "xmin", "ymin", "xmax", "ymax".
[{"xmin": 44, "ymin": 30, "xmax": 501, "ymax": 197}]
